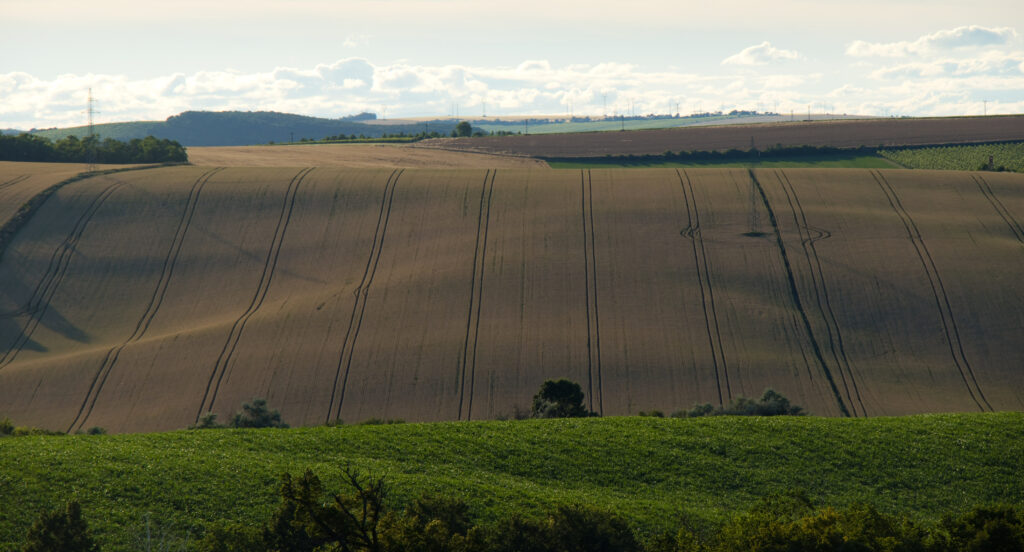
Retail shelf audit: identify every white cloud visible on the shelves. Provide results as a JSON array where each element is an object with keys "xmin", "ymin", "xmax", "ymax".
[
  {"xmin": 4, "ymin": 51, "xmax": 1024, "ymax": 129},
  {"xmin": 722, "ymin": 42, "xmax": 802, "ymax": 66},
  {"xmin": 847, "ymin": 25, "xmax": 1018, "ymax": 57},
  {"xmin": 868, "ymin": 51, "xmax": 1024, "ymax": 79}
]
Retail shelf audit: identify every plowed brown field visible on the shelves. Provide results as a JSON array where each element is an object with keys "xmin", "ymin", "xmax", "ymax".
[
  {"xmin": 417, "ymin": 115, "xmax": 1024, "ymax": 158},
  {"xmin": 187, "ymin": 143, "xmax": 548, "ymax": 168},
  {"xmin": 1, "ymin": 166, "xmax": 1022, "ymax": 432},
  {"xmin": 0, "ymin": 162, "xmax": 125, "ymax": 227}
]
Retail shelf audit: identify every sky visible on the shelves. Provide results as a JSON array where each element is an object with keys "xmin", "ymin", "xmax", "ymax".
[{"xmin": 2, "ymin": 0, "xmax": 1023, "ymax": 129}]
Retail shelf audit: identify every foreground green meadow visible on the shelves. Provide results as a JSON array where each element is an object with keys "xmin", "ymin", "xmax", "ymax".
[{"xmin": 1, "ymin": 413, "xmax": 1023, "ymax": 550}]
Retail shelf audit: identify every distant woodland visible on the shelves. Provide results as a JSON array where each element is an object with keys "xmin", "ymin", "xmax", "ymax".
[
  {"xmin": 19, "ymin": 110, "xmax": 459, "ymax": 146},
  {"xmin": 0, "ymin": 133, "xmax": 188, "ymax": 164}
]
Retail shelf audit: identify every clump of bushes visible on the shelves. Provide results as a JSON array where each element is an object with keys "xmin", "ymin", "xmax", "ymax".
[
  {"xmin": 190, "ymin": 398, "xmax": 288, "ymax": 429},
  {"xmin": 531, "ymin": 379, "xmax": 595, "ymax": 418},
  {"xmin": 230, "ymin": 398, "xmax": 288, "ymax": 429},
  {"xmin": 648, "ymin": 491, "xmax": 1024, "ymax": 552},
  {"xmin": 192, "ymin": 466, "xmax": 640, "ymax": 552},
  {"xmin": 671, "ymin": 389, "xmax": 805, "ymax": 418},
  {"xmin": 24, "ymin": 470, "xmax": 1024, "ymax": 551},
  {"xmin": 0, "ymin": 416, "xmax": 64, "ymax": 437},
  {"xmin": 21, "ymin": 501, "xmax": 99, "ymax": 552}
]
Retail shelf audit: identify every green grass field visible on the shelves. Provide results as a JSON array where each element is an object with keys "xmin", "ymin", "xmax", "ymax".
[
  {"xmin": 1, "ymin": 413, "xmax": 1022, "ymax": 550},
  {"xmin": 880, "ymin": 142, "xmax": 1024, "ymax": 172},
  {"xmin": 548, "ymin": 153, "xmax": 900, "ymax": 169}
]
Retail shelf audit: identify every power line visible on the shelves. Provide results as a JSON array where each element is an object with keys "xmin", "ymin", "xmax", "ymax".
[{"xmin": 85, "ymin": 88, "xmax": 98, "ymax": 171}]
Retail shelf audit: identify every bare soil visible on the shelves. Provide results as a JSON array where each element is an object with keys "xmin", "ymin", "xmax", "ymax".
[{"xmin": 1, "ymin": 166, "xmax": 1022, "ymax": 432}]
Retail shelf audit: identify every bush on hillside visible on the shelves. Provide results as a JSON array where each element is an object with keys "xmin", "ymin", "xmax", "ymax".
[
  {"xmin": 1, "ymin": 416, "xmax": 64, "ymax": 437},
  {"xmin": 269, "ymin": 466, "xmax": 639, "ymax": 552},
  {"xmin": 229, "ymin": 398, "xmax": 288, "ymax": 429},
  {"xmin": 190, "ymin": 412, "xmax": 223, "ymax": 429},
  {"xmin": 382, "ymin": 495, "xmax": 484, "ymax": 552},
  {"xmin": 713, "ymin": 503, "xmax": 929, "ymax": 552},
  {"xmin": 21, "ymin": 501, "xmax": 99, "ymax": 552},
  {"xmin": 546, "ymin": 506, "xmax": 641, "ymax": 552},
  {"xmin": 531, "ymin": 379, "xmax": 593, "ymax": 418},
  {"xmin": 274, "ymin": 467, "xmax": 387, "ymax": 551},
  {"xmin": 194, "ymin": 521, "xmax": 263, "ymax": 552},
  {"xmin": 671, "ymin": 389, "xmax": 805, "ymax": 418},
  {"xmin": 937, "ymin": 504, "xmax": 1024, "ymax": 551}
]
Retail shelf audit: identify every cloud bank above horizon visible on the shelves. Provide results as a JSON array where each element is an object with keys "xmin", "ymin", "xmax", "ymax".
[{"xmin": 2, "ymin": 25, "xmax": 1022, "ymax": 129}]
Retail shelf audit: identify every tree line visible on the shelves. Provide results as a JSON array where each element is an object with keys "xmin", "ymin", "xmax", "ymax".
[{"xmin": 0, "ymin": 133, "xmax": 188, "ymax": 164}]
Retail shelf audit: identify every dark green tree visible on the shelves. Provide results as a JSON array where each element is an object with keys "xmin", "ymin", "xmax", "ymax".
[
  {"xmin": 382, "ymin": 495, "xmax": 480, "ymax": 552},
  {"xmin": 194, "ymin": 522, "xmax": 264, "ymax": 552},
  {"xmin": 452, "ymin": 121, "xmax": 473, "ymax": 138},
  {"xmin": 531, "ymin": 379, "xmax": 591, "ymax": 418},
  {"xmin": 21, "ymin": 501, "xmax": 99, "ymax": 552},
  {"xmin": 230, "ymin": 398, "xmax": 288, "ymax": 428},
  {"xmin": 546, "ymin": 506, "xmax": 641, "ymax": 552},
  {"xmin": 277, "ymin": 467, "xmax": 388, "ymax": 551},
  {"xmin": 938, "ymin": 504, "xmax": 1024, "ymax": 551}
]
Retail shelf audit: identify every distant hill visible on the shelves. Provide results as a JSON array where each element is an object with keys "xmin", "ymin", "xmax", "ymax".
[{"xmin": 27, "ymin": 111, "xmax": 457, "ymax": 146}]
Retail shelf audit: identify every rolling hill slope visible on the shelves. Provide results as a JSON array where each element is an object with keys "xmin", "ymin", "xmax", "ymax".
[{"xmin": 0, "ymin": 165, "xmax": 1022, "ymax": 433}]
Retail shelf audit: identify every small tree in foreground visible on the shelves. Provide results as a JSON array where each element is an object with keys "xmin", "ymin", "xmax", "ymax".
[
  {"xmin": 21, "ymin": 501, "xmax": 99, "ymax": 552},
  {"xmin": 531, "ymin": 379, "xmax": 592, "ymax": 418},
  {"xmin": 274, "ymin": 467, "xmax": 387, "ymax": 551},
  {"xmin": 230, "ymin": 398, "xmax": 288, "ymax": 428}
]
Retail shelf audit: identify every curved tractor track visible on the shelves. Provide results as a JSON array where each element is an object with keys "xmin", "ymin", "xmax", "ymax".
[
  {"xmin": 769, "ymin": 169, "xmax": 866, "ymax": 417},
  {"xmin": 749, "ymin": 169, "xmax": 851, "ymax": 417},
  {"xmin": 0, "ymin": 179, "xmax": 124, "ymax": 370},
  {"xmin": 458, "ymin": 169, "xmax": 496, "ymax": 421},
  {"xmin": 196, "ymin": 167, "xmax": 315, "ymax": 422},
  {"xmin": 973, "ymin": 175, "xmax": 1024, "ymax": 245},
  {"xmin": 675, "ymin": 169, "xmax": 730, "ymax": 406},
  {"xmin": 0, "ymin": 174, "xmax": 30, "ymax": 191},
  {"xmin": 580, "ymin": 170, "xmax": 604, "ymax": 415},
  {"xmin": 69, "ymin": 168, "xmax": 225, "ymax": 432},
  {"xmin": 871, "ymin": 170, "xmax": 992, "ymax": 412},
  {"xmin": 327, "ymin": 169, "xmax": 404, "ymax": 423}
]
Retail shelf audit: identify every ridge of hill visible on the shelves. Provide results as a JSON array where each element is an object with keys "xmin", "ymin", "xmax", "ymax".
[
  {"xmin": 1, "ymin": 413, "xmax": 1021, "ymax": 550},
  {"xmin": 25, "ymin": 111, "xmax": 459, "ymax": 147}
]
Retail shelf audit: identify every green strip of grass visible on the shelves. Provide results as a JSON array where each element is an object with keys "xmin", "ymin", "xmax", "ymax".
[
  {"xmin": 1, "ymin": 413, "xmax": 1021, "ymax": 550},
  {"xmin": 548, "ymin": 154, "xmax": 901, "ymax": 169}
]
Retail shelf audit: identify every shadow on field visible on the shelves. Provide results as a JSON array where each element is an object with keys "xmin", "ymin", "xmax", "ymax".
[{"xmin": 0, "ymin": 272, "xmax": 89, "ymax": 354}]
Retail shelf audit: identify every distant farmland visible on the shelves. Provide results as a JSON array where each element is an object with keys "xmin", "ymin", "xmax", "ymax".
[
  {"xmin": 186, "ymin": 143, "xmax": 548, "ymax": 168},
  {"xmin": 417, "ymin": 115, "xmax": 1024, "ymax": 158},
  {"xmin": 1, "ymin": 165, "xmax": 1022, "ymax": 433}
]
